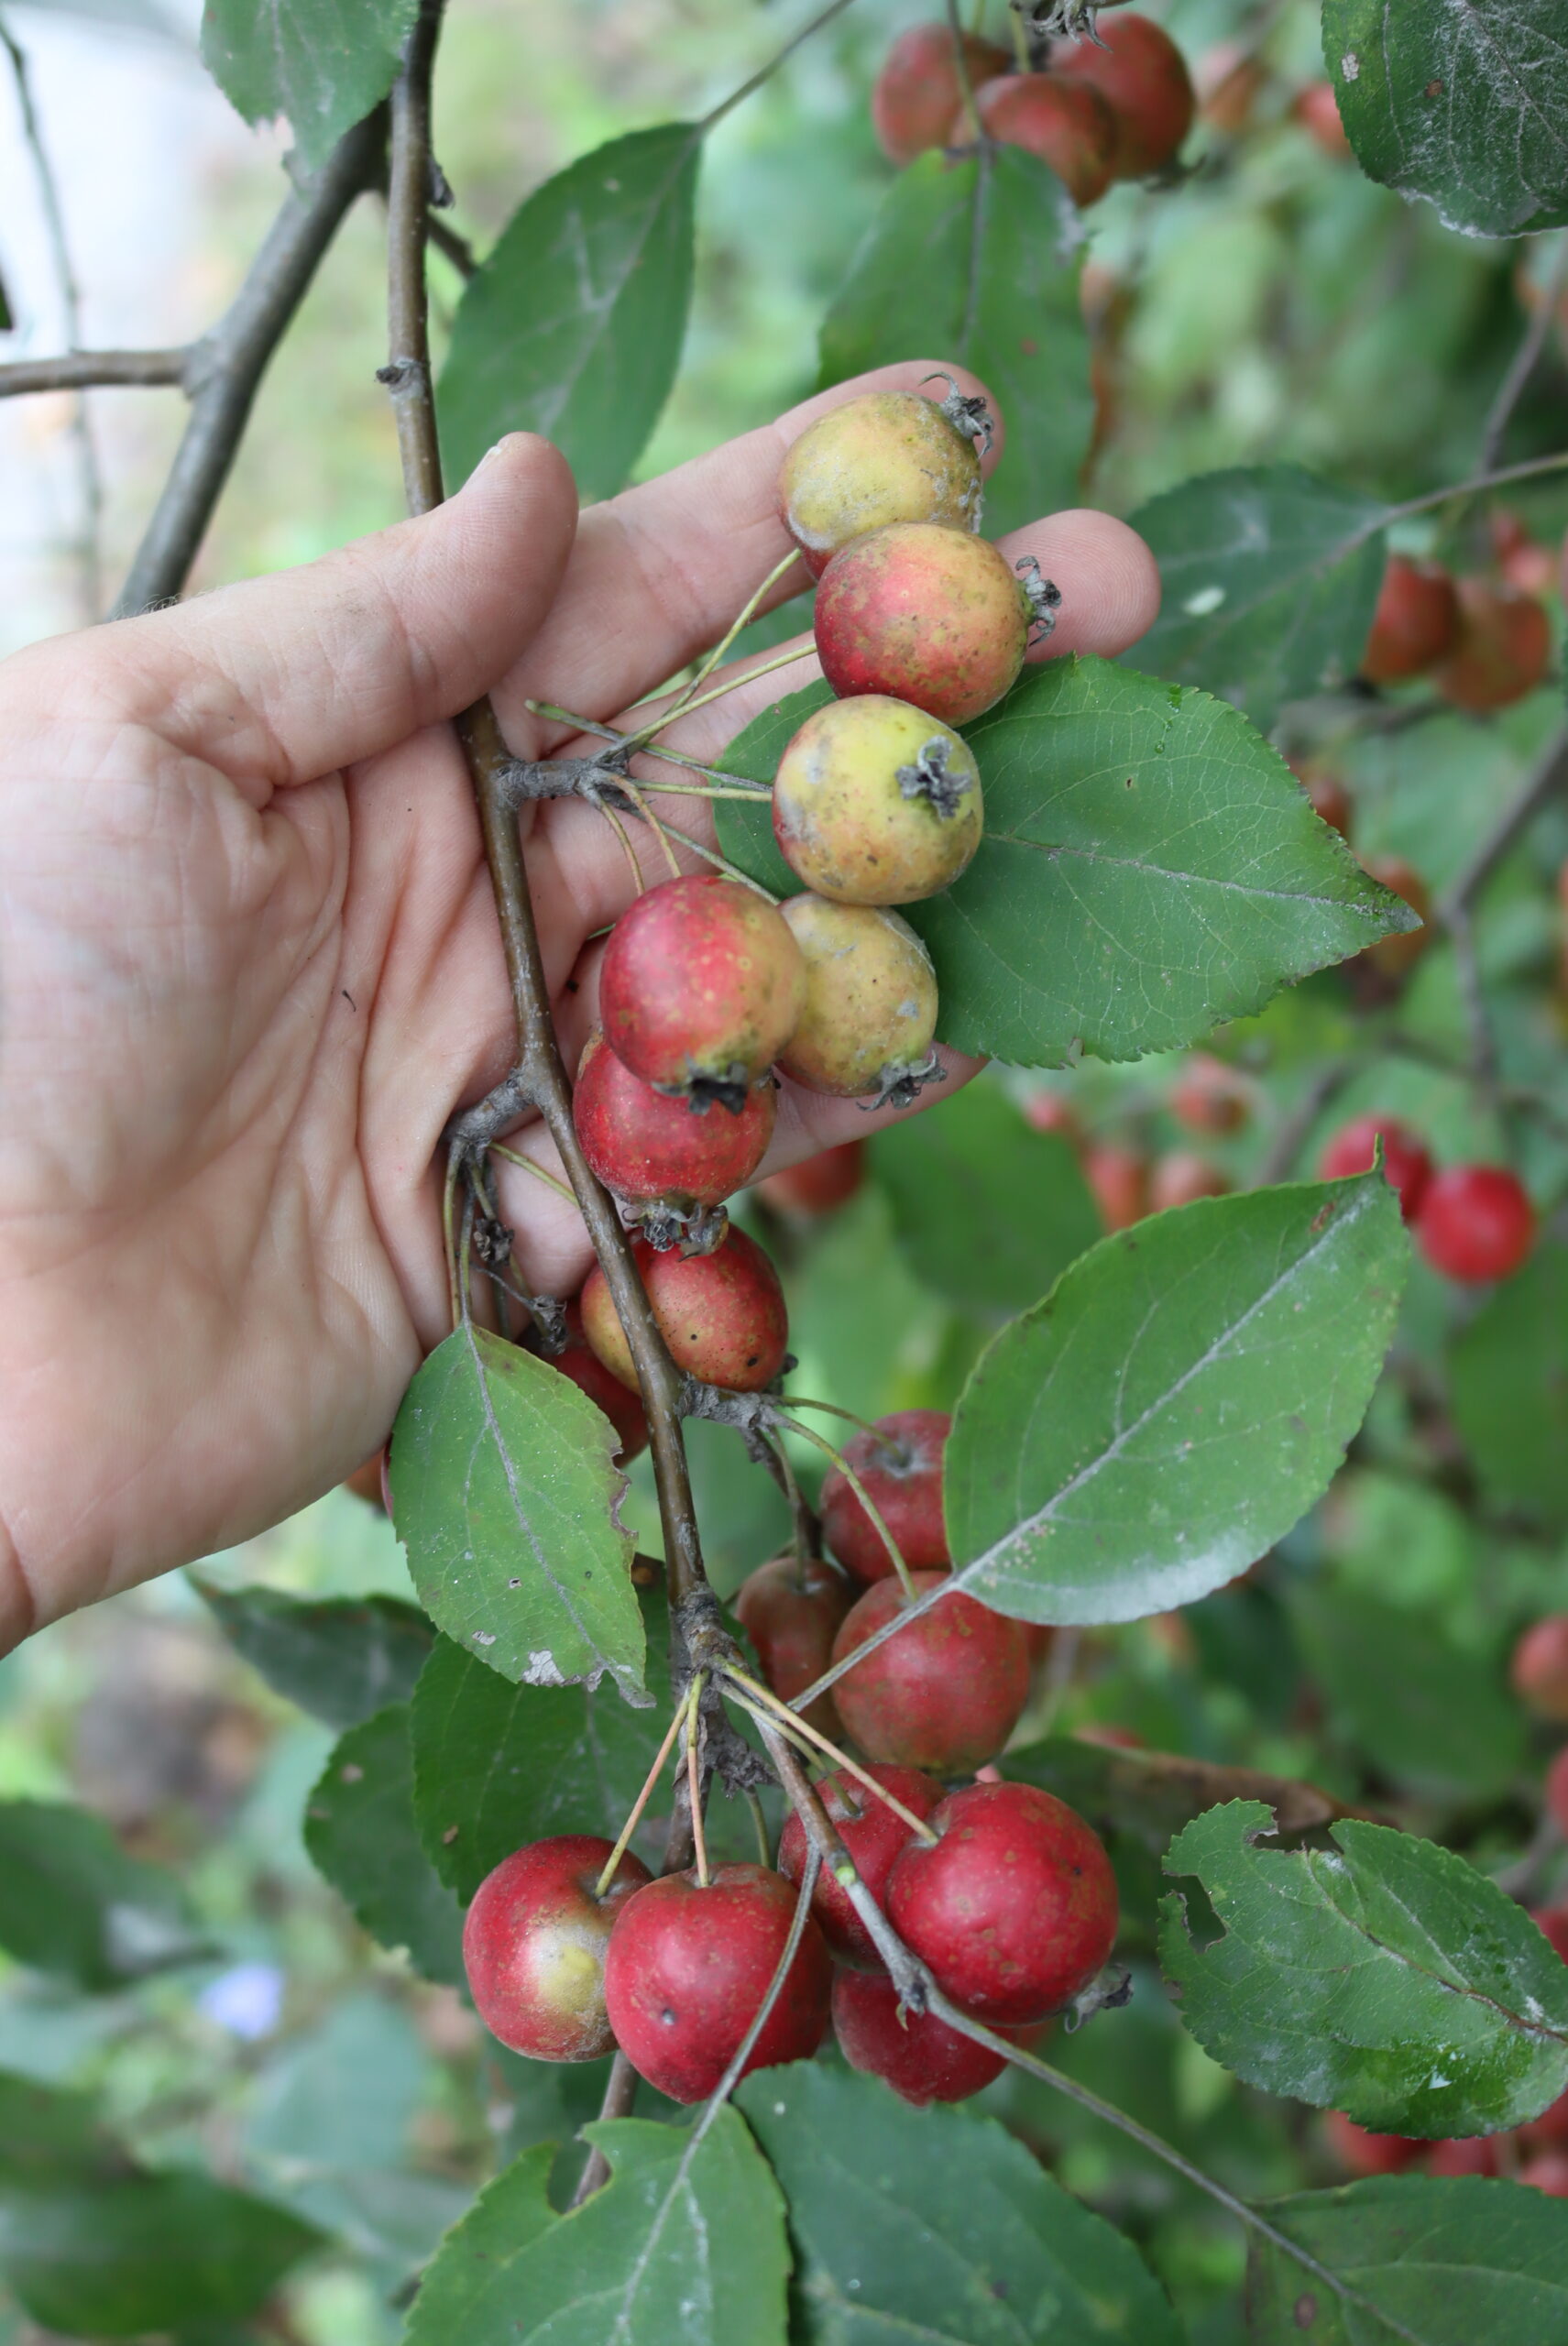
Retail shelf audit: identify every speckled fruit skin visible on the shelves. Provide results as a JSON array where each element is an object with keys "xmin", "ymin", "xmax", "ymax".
[
  {"xmin": 598, "ymin": 875, "xmax": 806, "ymax": 1103},
  {"xmin": 815, "ymin": 525, "xmax": 1031, "ymax": 727},
  {"xmin": 580, "ymin": 1226, "xmax": 789, "ymax": 1394},
  {"xmin": 969, "ymin": 73, "xmax": 1118, "ymax": 207},
  {"xmin": 757, "ymin": 1140, "xmax": 866, "ymax": 1216},
  {"xmin": 871, "ymin": 21, "xmax": 1010, "ymax": 164},
  {"xmin": 776, "ymin": 896, "xmax": 940, "ymax": 1096},
  {"xmin": 601, "ymin": 1862, "xmax": 832, "ymax": 2103},
  {"xmin": 462, "ymin": 1835, "xmax": 652, "ymax": 2063},
  {"xmin": 886, "ymin": 1780, "xmax": 1119, "ymax": 2024},
  {"xmin": 829, "ymin": 1573, "xmax": 1032, "ymax": 1774},
  {"xmin": 778, "ymin": 1762, "xmax": 943, "ymax": 1967},
  {"xmin": 773, "ymin": 696, "xmax": 982, "ymax": 907},
  {"xmin": 832, "ymin": 1968, "xmax": 1029, "ymax": 2104},
  {"xmin": 1415, "ymin": 1164, "xmax": 1536, "ymax": 1284},
  {"xmin": 1148, "ymin": 1152, "xmax": 1228, "ymax": 1211},
  {"xmin": 1054, "ymin": 14, "xmax": 1196, "ymax": 179},
  {"xmin": 1510, "ymin": 1617, "xmax": 1568, "ymax": 1723},
  {"xmin": 780, "ymin": 391, "xmax": 984, "ymax": 579},
  {"xmin": 551, "ymin": 1299, "xmax": 650, "ymax": 1463},
  {"xmin": 1322, "ymin": 2114, "xmax": 1423, "ymax": 2178},
  {"xmin": 1434, "ymin": 581, "xmax": 1552, "ymax": 715},
  {"xmin": 1317, "ymin": 1115, "xmax": 1432, "ymax": 1222},
  {"xmin": 574, "ymin": 1030, "xmax": 774, "ymax": 1211},
  {"xmin": 1358, "ymin": 856, "xmax": 1430, "ymax": 981},
  {"xmin": 1360, "ymin": 556, "xmax": 1459, "ymax": 685},
  {"xmin": 733, "ymin": 1553, "xmax": 854, "ymax": 1741},
  {"xmin": 821, "ymin": 1409, "xmax": 951, "ymax": 1584}
]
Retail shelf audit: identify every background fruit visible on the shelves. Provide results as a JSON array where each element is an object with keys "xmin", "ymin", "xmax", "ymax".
[
  {"xmin": 733, "ymin": 1552, "xmax": 853, "ymax": 1739},
  {"xmin": 581, "ymin": 1225, "xmax": 790, "ymax": 1392},
  {"xmin": 756, "ymin": 1140, "xmax": 866, "ymax": 1216},
  {"xmin": 1433, "ymin": 581, "xmax": 1552, "ymax": 714},
  {"xmin": 1317, "ymin": 1115, "xmax": 1433, "ymax": 1222},
  {"xmin": 829, "ymin": 1573, "xmax": 1033, "ymax": 1773},
  {"xmin": 1510, "ymin": 1617, "xmax": 1568, "ymax": 1723},
  {"xmin": 821, "ymin": 1409, "xmax": 951, "ymax": 1583},
  {"xmin": 1415, "ymin": 1165, "xmax": 1536, "ymax": 1284},
  {"xmin": 969, "ymin": 73, "xmax": 1117, "ymax": 208},
  {"xmin": 1360, "ymin": 556, "xmax": 1460, "ymax": 684},
  {"xmin": 1149, "ymin": 1152, "xmax": 1228, "ymax": 1211},
  {"xmin": 1054, "ymin": 12, "xmax": 1196, "ymax": 180},
  {"xmin": 1084, "ymin": 1141, "xmax": 1150, "ymax": 1232},
  {"xmin": 870, "ymin": 21, "xmax": 1010, "ymax": 163}
]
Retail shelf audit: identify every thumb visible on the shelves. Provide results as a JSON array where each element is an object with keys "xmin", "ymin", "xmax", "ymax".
[{"xmin": 97, "ymin": 433, "xmax": 579, "ymax": 787}]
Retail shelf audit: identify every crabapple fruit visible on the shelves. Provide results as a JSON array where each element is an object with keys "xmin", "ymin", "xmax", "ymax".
[
  {"xmin": 886, "ymin": 1780, "xmax": 1119, "ymax": 2024},
  {"xmin": 551, "ymin": 1299, "xmax": 650, "ymax": 1463},
  {"xmin": 773, "ymin": 696, "xmax": 982, "ymax": 907},
  {"xmin": 1434, "ymin": 581, "xmax": 1552, "ymax": 715},
  {"xmin": 462, "ymin": 1835, "xmax": 652, "ymax": 2063},
  {"xmin": 757, "ymin": 1140, "xmax": 866, "ymax": 1216},
  {"xmin": 1511, "ymin": 1617, "xmax": 1568, "ymax": 1724},
  {"xmin": 1083, "ymin": 1141, "xmax": 1149, "ymax": 1232},
  {"xmin": 1054, "ymin": 13, "xmax": 1196, "ymax": 180},
  {"xmin": 1149, "ymin": 1152, "xmax": 1229, "ymax": 1211},
  {"xmin": 1415, "ymin": 1165, "xmax": 1535, "ymax": 1284},
  {"xmin": 1317, "ymin": 1114, "xmax": 1432, "ymax": 1222},
  {"xmin": 815, "ymin": 522, "xmax": 1051, "ymax": 726},
  {"xmin": 733, "ymin": 1552, "xmax": 853, "ymax": 1740},
  {"xmin": 1169, "ymin": 1052, "xmax": 1249, "ymax": 1135},
  {"xmin": 598, "ymin": 874, "xmax": 806, "ymax": 1112},
  {"xmin": 779, "ymin": 388, "xmax": 987, "ymax": 578},
  {"xmin": 1292, "ymin": 80, "xmax": 1352, "ymax": 158},
  {"xmin": 777, "ymin": 1762, "xmax": 943, "ymax": 1967},
  {"xmin": 1360, "ymin": 556, "xmax": 1459, "ymax": 685},
  {"xmin": 1022, "ymin": 1088, "xmax": 1080, "ymax": 1139},
  {"xmin": 832, "ymin": 1968, "xmax": 1032, "ymax": 2104},
  {"xmin": 820, "ymin": 1409, "xmax": 951, "ymax": 1583},
  {"xmin": 776, "ymin": 895, "xmax": 940, "ymax": 1104},
  {"xmin": 574, "ymin": 1030, "xmax": 774, "ymax": 1230},
  {"xmin": 1524, "ymin": 2153, "xmax": 1568, "ymax": 2198},
  {"xmin": 871, "ymin": 21, "xmax": 1011, "ymax": 165},
  {"xmin": 968, "ymin": 74, "xmax": 1118, "ymax": 208},
  {"xmin": 1321, "ymin": 2113, "xmax": 1423, "ymax": 2177},
  {"xmin": 829, "ymin": 1573, "xmax": 1032, "ymax": 1774},
  {"xmin": 1531, "ymin": 1906, "xmax": 1568, "ymax": 1968},
  {"xmin": 581, "ymin": 1225, "xmax": 789, "ymax": 1393},
  {"xmin": 601, "ymin": 1861, "xmax": 831, "ymax": 2102},
  {"xmin": 343, "ymin": 1450, "xmax": 389, "ymax": 1512},
  {"xmin": 1196, "ymin": 42, "xmax": 1266, "ymax": 135},
  {"xmin": 1426, "ymin": 2136, "xmax": 1501, "ymax": 2178},
  {"xmin": 1358, "ymin": 856, "xmax": 1430, "ymax": 981}
]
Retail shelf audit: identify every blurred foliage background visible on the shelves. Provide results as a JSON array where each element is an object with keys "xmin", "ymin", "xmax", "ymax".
[{"xmin": 4, "ymin": 0, "xmax": 1568, "ymax": 2338}]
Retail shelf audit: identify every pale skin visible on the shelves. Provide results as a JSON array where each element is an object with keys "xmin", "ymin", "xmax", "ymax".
[{"xmin": 0, "ymin": 360, "xmax": 1159, "ymax": 1652}]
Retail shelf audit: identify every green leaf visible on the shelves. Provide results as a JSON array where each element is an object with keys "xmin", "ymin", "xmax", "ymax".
[
  {"xmin": 715, "ymin": 663, "xmax": 1416, "ymax": 1068},
  {"xmin": 1286, "ymin": 1582, "xmax": 1527, "ymax": 1799},
  {"xmin": 438, "ymin": 126, "xmax": 700, "ymax": 498},
  {"xmin": 942, "ymin": 1175, "xmax": 1408, "ymax": 1625},
  {"xmin": 0, "ymin": 2074, "xmax": 320, "ymax": 2336},
  {"xmin": 0, "ymin": 1802, "xmax": 212, "ymax": 1990},
  {"xmin": 390, "ymin": 1323, "xmax": 644, "ymax": 1698},
  {"xmin": 194, "ymin": 1581, "xmax": 433, "ymax": 1728},
  {"xmin": 1125, "ymin": 467, "xmax": 1387, "ymax": 730},
  {"xmin": 411, "ymin": 1586, "xmax": 671, "ymax": 1903},
  {"xmin": 199, "ymin": 0, "xmax": 417, "ymax": 174},
  {"xmin": 869, "ymin": 1082, "xmax": 1100, "ymax": 1316},
  {"xmin": 1247, "ymin": 2175, "xmax": 1568, "ymax": 2344},
  {"xmin": 737, "ymin": 2062, "xmax": 1184, "ymax": 2345},
  {"xmin": 1448, "ymin": 1239, "xmax": 1568, "ymax": 1525},
  {"xmin": 1160, "ymin": 1802, "xmax": 1568, "ymax": 2138},
  {"xmin": 402, "ymin": 2113, "xmax": 788, "ymax": 2346},
  {"xmin": 1322, "ymin": 4, "xmax": 1568, "ymax": 238},
  {"xmin": 817, "ymin": 145, "xmax": 1092, "ymax": 538},
  {"xmin": 303, "ymin": 1704, "xmax": 465, "ymax": 1986}
]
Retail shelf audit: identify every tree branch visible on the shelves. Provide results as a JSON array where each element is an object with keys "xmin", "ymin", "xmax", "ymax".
[
  {"xmin": 1481, "ymin": 237, "xmax": 1568, "ymax": 476},
  {"xmin": 1437, "ymin": 721, "xmax": 1568, "ymax": 924},
  {"xmin": 112, "ymin": 109, "xmax": 387, "ymax": 619},
  {"xmin": 0, "ymin": 347, "xmax": 191, "ymax": 398}
]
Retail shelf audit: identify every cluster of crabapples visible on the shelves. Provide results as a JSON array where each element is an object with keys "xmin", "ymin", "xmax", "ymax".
[{"xmin": 463, "ymin": 1410, "xmax": 1118, "ymax": 2108}]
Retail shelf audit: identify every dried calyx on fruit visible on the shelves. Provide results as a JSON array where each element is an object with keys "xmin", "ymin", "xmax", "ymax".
[
  {"xmin": 777, "ymin": 896, "xmax": 942, "ymax": 1110},
  {"xmin": 573, "ymin": 1029, "xmax": 773, "ymax": 1249},
  {"xmin": 778, "ymin": 378, "xmax": 992, "ymax": 577},
  {"xmin": 599, "ymin": 873, "xmax": 806, "ymax": 1113},
  {"xmin": 773, "ymin": 696, "xmax": 983, "ymax": 907}
]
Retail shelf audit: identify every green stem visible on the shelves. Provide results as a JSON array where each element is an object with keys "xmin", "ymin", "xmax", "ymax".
[
  {"xmin": 773, "ymin": 1415, "xmax": 918, "ymax": 1600},
  {"xmin": 488, "ymin": 1141, "xmax": 576, "ymax": 1206},
  {"xmin": 700, "ymin": 0, "xmax": 861, "ymax": 131}
]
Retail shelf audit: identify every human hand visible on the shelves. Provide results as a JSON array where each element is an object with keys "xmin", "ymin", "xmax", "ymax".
[{"xmin": 0, "ymin": 361, "xmax": 1158, "ymax": 1647}]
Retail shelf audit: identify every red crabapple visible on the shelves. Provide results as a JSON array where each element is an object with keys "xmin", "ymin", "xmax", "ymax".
[
  {"xmin": 815, "ymin": 522, "xmax": 1056, "ymax": 726},
  {"xmin": 598, "ymin": 875, "xmax": 805, "ymax": 1112},
  {"xmin": 1292, "ymin": 80, "xmax": 1353, "ymax": 158},
  {"xmin": 1317, "ymin": 1114, "xmax": 1433, "ymax": 1222},
  {"xmin": 1360, "ymin": 556, "xmax": 1459, "ymax": 685},
  {"xmin": 773, "ymin": 696, "xmax": 982, "ymax": 906},
  {"xmin": 1149, "ymin": 1153, "xmax": 1229, "ymax": 1211},
  {"xmin": 574, "ymin": 1030, "xmax": 774, "ymax": 1233},
  {"xmin": 1084, "ymin": 1141, "xmax": 1149, "ymax": 1232},
  {"xmin": 580, "ymin": 1225, "xmax": 789, "ymax": 1393},
  {"xmin": 552, "ymin": 1299, "xmax": 650, "ymax": 1463},
  {"xmin": 1169, "ymin": 1052, "xmax": 1249, "ymax": 1135},
  {"xmin": 1415, "ymin": 1165, "xmax": 1536, "ymax": 1284},
  {"xmin": 886, "ymin": 1779, "xmax": 1119, "ymax": 2024},
  {"xmin": 832, "ymin": 1967, "xmax": 1031, "ymax": 2104},
  {"xmin": 1531, "ymin": 1907, "xmax": 1568, "ymax": 1968},
  {"xmin": 871, "ymin": 21, "xmax": 1011, "ymax": 164},
  {"xmin": 1523, "ymin": 2154, "xmax": 1568, "ymax": 2198},
  {"xmin": 1054, "ymin": 14, "xmax": 1196, "ymax": 180},
  {"xmin": 830, "ymin": 1573, "xmax": 1032, "ymax": 1774},
  {"xmin": 343, "ymin": 1451, "xmax": 389, "ymax": 1512},
  {"xmin": 1511, "ymin": 1617, "xmax": 1568, "ymax": 1724},
  {"xmin": 1426, "ymin": 2137, "xmax": 1501, "ymax": 2177},
  {"xmin": 777, "ymin": 896, "xmax": 940, "ymax": 1105},
  {"xmin": 462, "ymin": 1835, "xmax": 652, "ymax": 2062},
  {"xmin": 1547, "ymin": 1748, "xmax": 1568, "ymax": 1840},
  {"xmin": 1435, "ymin": 581, "xmax": 1552, "ymax": 715},
  {"xmin": 757, "ymin": 1140, "xmax": 867, "ymax": 1217},
  {"xmin": 777, "ymin": 1762, "xmax": 943, "ymax": 1967},
  {"xmin": 733, "ymin": 1553, "xmax": 854, "ymax": 1740},
  {"xmin": 821, "ymin": 1409, "xmax": 951, "ymax": 1584},
  {"xmin": 1290, "ymin": 758, "xmax": 1353, "ymax": 839},
  {"xmin": 968, "ymin": 74, "xmax": 1118, "ymax": 208},
  {"xmin": 1321, "ymin": 2112, "xmax": 1424, "ymax": 2177},
  {"xmin": 1022, "ymin": 1088, "xmax": 1080, "ymax": 1139},
  {"xmin": 601, "ymin": 1862, "xmax": 831, "ymax": 2102},
  {"xmin": 779, "ymin": 387, "xmax": 989, "ymax": 579},
  {"xmin": 1196, "ymin": 42, "xmax": 1266, "ymax": 135}
]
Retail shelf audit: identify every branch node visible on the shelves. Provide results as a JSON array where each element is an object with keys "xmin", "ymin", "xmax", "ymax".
[
  {"xmin": 444, "ymin": 1067, "xmax": 534, "ymax": 1157},
  {"xmin": 494, "ymin": 754, "xmax": 635, "ymax": 813}
]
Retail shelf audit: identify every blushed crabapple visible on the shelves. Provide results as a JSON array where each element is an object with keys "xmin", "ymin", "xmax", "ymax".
[
  {"xmin": 732, "ymin": 1552, "xmax": 853, "ymax": 1741},
  {"xmin": 1321, "ymin": 2113, "xmax": 1424, "ymax": 2177},
  {"xmin": 1083, "ymin": 1141, "xmax": 1149, "ymax": 1232},
  {"xmin": 777, "ymin": 1762, "xmax": 943, "ymax": 1967},
  {"xmin": 829, "ymin": 1572, "xmax": 1033, "ymax": 1774},
  {"xmin": 1415, "ymin": 1165, "xmax": 1536, "ymax": 1285},
  {"xmin": 1292, "ymin": 80, "xmax": 1353, "ymax": 158},
  {"xmin": 821, "ymin": 1409, "xmax": 951, "ymax": 1584},
  {"xmin": 1434, "ymin": 581, "xmax": 1552, "ymax": 715},
  {"xmin": 773, "ymin": 696, "xmax": 982, "ymax": 908},
  {"xmin": 1169, "ymin": 1052, "xmax": 1249, "ymax": 1135},
  {"xmin": 573, "ymin": 1029, "xmax": 774, "ymax": 1240},
  {"xmin": 1360, "ymin": 556, "xmax": 1459, "ymax": 685},
  {"xmin": 871, "ymin": 21, "xmax": 1011, "ymax": 165},
  {"xmin": 580, "ymin": 1225, "xmax": 789, "ymax": 1394},
  {"xmin": 1149, "ymin": 1153, "xmax": 1229, "ymax": 1211},
  {"xmin": 598, "ymin": 874, "xmax": 805, "ymax": 1113},
  {"xmin": 815, "ymin": 521, "xmax": 1058, "ymax": 727},
  {"xmin": 1509, "ymin": 1617, "xmax": 1568, "ymax": 1724},
  {"xmin": 776, "ymin": 896, "xmax": 941, "ymax": 1107},
  {"xmin": 462, "ymin": 1835, "xmax": 652, "ymax": 2063},
  {"xmin": 967, "ymin": 74, "xmax": 1118, "ymax": 208},
  {"xmin": 1317, "ymin": 1114, "xmax": 1432, "ymax": 1222},
  {"xmin": 779, "ymin": 385, "xmax": 990, "ymax": 579},
  {"xmin": 1053, "ymin": 13, "xmax": 1196, "ymax": 180},
  {"xmin": 756, "ymin": 1140, "xmax": 866, "ymax": 1217}
]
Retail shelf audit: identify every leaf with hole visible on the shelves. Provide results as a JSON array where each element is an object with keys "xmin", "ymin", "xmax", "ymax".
[
  {"xmin": 390, "ymin": 1322, "xmax": 644, "ymax": 1698},
  {"xmin": 940, "ymin": 1174, "xmax": 1408, "ymax": 1625},
  {"xmin": 304, "ymin": 1704, "xmax": 465, "ymax": 1987},
  {"xmin": 199, "ymin": 0, "xmax": 418, "ymax": 173},
  {"xmin": 195, "ymin": 1581, "xmax": 433, "ymax": 1728}
]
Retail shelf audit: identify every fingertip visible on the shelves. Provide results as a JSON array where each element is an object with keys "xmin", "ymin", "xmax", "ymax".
[{"xmin": 1003, "ymin": 509, "xmax": 1161, "ymax": 663}]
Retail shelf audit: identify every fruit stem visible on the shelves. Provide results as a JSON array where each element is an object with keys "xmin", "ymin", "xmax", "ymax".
[
  {"xmin": 488, "ymin": 1142, "xmax": 576, "ymax": 1205},
  {"xmin": 775, "ymin": 1415, "xmax": 919, "ymax": 1601},
  {"xmin": 613, "ymin": 770, "xmax": 684, "ymax": 882},
  {"xmin": 524, "ymin": 701, "xmax": 773, "ymax": 794},
  {"xmin": 647, "ymin": 642, "xmax": 815, "ymax": 734},
  {"xmin": 774, "ymin": 1393, "xmax": 887, "ymax": 1442},
  {"xmin": 594, "ymin": 1694, "xmax": 692, "ymax": 1899},
  {"xmin": 629, "ymin": 551, "xmax": 805, "ymax": 746},
  {"xmin": 595, "ymin": 793, "xmax": 650, "ymax": 895},
  {"xmin": 721, "ymin": 1662, "xmax": 938, "ymax": 1842},
  {"xmin": 685, "ymin": 1674, "xmax": 711, "ymax": 1888},
  {"xmin": 629, "ymin": 804, "xmax": 783, "ymax": 900},
  {"xmin": 744, "ymin": 1787, "xmax": 773, "ymax": 1867},
  {"xmin": 762, "ymin": 1428, "xmax": 820, "ymax": 1568}
]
